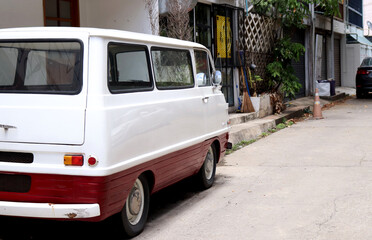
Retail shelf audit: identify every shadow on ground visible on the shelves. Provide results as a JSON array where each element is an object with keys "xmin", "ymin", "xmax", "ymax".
[{"xmin": 0, "ymin": 176, "xmax": 222, "ymax": 240}]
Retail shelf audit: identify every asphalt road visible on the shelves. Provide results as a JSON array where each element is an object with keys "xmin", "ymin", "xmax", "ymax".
[{"xmin": 2, "ymin": 96, "xmax": 372, "ymax": 240}]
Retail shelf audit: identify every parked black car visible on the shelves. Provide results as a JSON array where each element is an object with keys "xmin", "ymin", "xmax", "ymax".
[{"xmin": 356, "ymin": 57, "xmax": 372, "ymax": 98}]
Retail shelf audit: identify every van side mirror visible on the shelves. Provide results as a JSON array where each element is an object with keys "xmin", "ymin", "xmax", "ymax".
[
  {"xmin": 196, "ymin": 73, "xmax": 206, "ymax": 86},
  {"xmin": 213, "ymin": 71, "xmax": 222, "ymax": 86}
]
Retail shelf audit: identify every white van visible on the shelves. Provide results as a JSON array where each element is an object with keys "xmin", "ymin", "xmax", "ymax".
[{"xmin": 0, "ymin": 27, "xmax": 229, "ymax": 237}]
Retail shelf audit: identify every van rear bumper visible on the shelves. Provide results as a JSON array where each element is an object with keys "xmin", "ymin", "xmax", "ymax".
[{"xmin": 0, "ymin": 201, "xmax": 100, "ymax": 219}]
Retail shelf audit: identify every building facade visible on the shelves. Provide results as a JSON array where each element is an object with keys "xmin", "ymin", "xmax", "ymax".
[
  {"xmin": 0, "ymin": 0, "xmax": 370, "ymax": 111},
  {"xmin": 0, "ymin": 0, "xmax": 153, "ymax": 34},
  {"xmin": 344, "ymin": 0, "xmax": 372, "ymax": 88},
  {"xmin": 0, "ymin": 0, "xmax": 245, "ymax": 111}
]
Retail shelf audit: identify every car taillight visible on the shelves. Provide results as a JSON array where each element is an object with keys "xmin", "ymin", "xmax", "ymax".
[
  {"xmin": 357, "ymin": 69, "xmax": 370, "ymax": 75},
  {"xmin": 64, "ymin": 155, "xmax": 84, "ymax": 166}
]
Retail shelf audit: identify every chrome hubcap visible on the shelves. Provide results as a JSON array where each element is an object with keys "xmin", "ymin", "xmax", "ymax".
[
  {"xmin": 204, "ymin": 147, "xmax": 214, "ymax": 180},
  {"xmin": 126, "ymin": 179, "xmax": 144, "ymax": 225}
]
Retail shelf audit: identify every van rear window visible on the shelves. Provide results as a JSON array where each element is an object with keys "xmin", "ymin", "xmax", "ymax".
[{"xmin": 0, "ymin": 40, "xmax": 82, "ymax": 94}]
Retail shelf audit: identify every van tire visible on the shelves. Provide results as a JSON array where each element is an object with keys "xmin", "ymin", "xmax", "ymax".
[
  {"xmin": 121, "ymin": 174, "xmax": 150, "ymax": 238},
  {"xmin": 198, "ymin": 144, "xmax": 217, "ymax": 189}
]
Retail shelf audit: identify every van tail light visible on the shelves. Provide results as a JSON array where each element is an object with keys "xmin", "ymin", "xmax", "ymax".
[
  {"xmin": 64, "ymin": 155, "xmax": 84, "ymax": 166},
  {"xmin": 88, "ymin": 156, "xmax": 98, "ymax": 166},
  {"xmin": 357, "ymin": 69, "xmax": 370, "ymax": 75}
]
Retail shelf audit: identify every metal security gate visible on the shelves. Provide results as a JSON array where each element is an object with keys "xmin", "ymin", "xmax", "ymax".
[
  {"xmin": 290, "ymin": 29, "xmax": 306, "ymax": 98},
  {"xmin": 212, "ymin": 4, "xmax": 237, "ymax": 107},
  {"xmin": 192, "ymin": 3, "xmax": 239, "ymax": 107},
  {"xmin": 320, "ymin": 36, "xmax": 327, "ymax": 80},
  {"xmin": 334, "ymin": 38, "xmax": 341, "ymax": 86}
]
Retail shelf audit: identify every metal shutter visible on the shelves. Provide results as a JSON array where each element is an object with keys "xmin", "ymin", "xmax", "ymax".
[
  {"xmin": 291, "ymin": 29, "xmax": 306, "ymax": 98},
  {"xmin": 334, "ymin": 39, "xmax": 341, "ymax": 86},
  {"xmin": 321, "ymin": 36, "xmax": 327, "ymax": 80}
]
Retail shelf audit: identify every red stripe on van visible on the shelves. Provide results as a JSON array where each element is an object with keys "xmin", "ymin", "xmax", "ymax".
[{"xmin": 0, "ymin": 133, "xmax": 228, "ymax": 221}]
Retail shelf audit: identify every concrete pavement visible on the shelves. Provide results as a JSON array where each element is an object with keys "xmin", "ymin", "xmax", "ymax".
[
  {"xmin": 136, "ymin": 95, "xmax": 372, "ymax": 240},
  {"xmin": 228, "ymin": 87, "xmax": 355, "ymax": 145}
]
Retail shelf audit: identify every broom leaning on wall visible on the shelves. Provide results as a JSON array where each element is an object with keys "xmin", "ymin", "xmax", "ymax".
[{"xmin": 238, "ymin": 50, "xmax": 255, "ymax": 113}]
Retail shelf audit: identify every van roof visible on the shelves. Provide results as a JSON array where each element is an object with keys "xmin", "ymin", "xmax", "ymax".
[{"xmin": 0, "ymin": 27, "xmax": 207, "ymax": 49}]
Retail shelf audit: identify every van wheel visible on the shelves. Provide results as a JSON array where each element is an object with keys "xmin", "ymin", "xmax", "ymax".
[
  {"xmin": 198, "ymin": 145, "xmax": 217, "ymax": 189},
  {"xmin": 121, "ymin": 174, "xmax": 150, "ymax": 238}
]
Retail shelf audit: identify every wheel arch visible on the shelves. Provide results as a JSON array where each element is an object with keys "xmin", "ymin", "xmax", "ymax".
[
  {"xmin": 212, "ymin": 139, "xmax": 221, "ymax": 163},
  {"xmin": 141, "ymin": 170, "xmax": 155, "ymax": 194}
]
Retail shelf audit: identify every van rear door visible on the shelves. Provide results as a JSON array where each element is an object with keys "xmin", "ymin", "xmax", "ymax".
[{"xmin": 0, "ymin": 40, "xmax": 86, "ymax": 145}]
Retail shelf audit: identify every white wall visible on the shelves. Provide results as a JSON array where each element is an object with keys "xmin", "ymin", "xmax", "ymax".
[
  {"xmin": 344, "ymin": 44, "xmax": 361, "ymax": 88},
  {"xmin": 364, "ymin": 1, "xmax": 372, "ymax": 36},
  {"xmin": 0, "ymin": 0, "xmax": 44, "ymax": 28},
  {"xmin": 79, "ymin": 0, "xmax": 153, "ymax": 34},
  {"xmin": 333, "ymin": 19, "xmax": 345, "ymax": 35},
  {"xmin": 0, "ymin": 0, "xmax": 155, "ymax": 34}
]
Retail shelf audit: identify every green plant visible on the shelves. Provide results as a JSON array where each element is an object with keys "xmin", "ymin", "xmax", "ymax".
[
  {"xmin": 226, "ymin": 139, "xmax": 257, "ymax": 155},
  {"xmin": 248, "ymin": 68, "xmax": 264, "ymax": 97},
  {"xmin": 276, "ymin": 123, "xmax": 286, "ymax": 129},
  {"xmin": 261, "ymin": 132, "xmax": 270, "ymax": 137},
  {"xmin": 286, "ymin": 120, "xmax": 294, "ymax": 126},
  {"xmin": 252, "ymin": 0, "xmax": 340, "ymax": 100},
  {"xmin": 314, "ymin": 0, "xmax": 341, "ymax": 17},
  {"xmin": 252, "ymin": 0, "xmax": 340, "ymax": 29},
  {"xmin": 268, "ymin": 128, "xmax": 277, "ymax": 133},
  {"xmin": 252, "ymin": 75, "xmax": 263, "ymax": 97},
  {"xmin": 267, "ymin": 37, "xmax": 305, "ymax": 99},
  {"xmin": 252, "ymin": 0, "xmax": 313, "ymax": 29}
]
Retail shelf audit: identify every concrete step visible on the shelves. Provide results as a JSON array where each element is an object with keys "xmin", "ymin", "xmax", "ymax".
[
  {"xmin": 228, "ymin": 118, "xmax": 276, "ymax": 145},
  {"xmin": 229, "ymin": 112, "xmax": 259, "ymax": 126},
  {"xmin": 228, "ymin": 105, "xmax": 310, "ymax": 145}
]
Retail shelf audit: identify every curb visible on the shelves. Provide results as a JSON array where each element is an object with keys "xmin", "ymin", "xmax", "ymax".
[
  {"xmin": 228, "ymin": 105, "xmax": 309, "ymax": 145},
  {"xmin": 227, "ymin": 89, "xmax": 354, "ymax": 151}
]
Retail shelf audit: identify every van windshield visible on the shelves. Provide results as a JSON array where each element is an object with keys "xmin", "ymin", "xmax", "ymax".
[{"xmin": 0, "ymin": 40, "xmax": 82, "ymax": 94}]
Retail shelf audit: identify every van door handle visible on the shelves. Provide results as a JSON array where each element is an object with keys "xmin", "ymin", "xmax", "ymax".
[
  {"xmin": 202, "ymin": 97, "xmax": 209, "ymax": 103},
  {"xmin": 0, "ymin": 124, "xmax": 17, "ymax": 130}
]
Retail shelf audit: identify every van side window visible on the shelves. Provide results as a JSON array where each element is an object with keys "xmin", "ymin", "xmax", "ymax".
[
  {"xmin": 194, "ymin": 50, "xmax": 211, "ymax": 87},
  {"xmin": 151, "ymin": 47, "xmax": 194, "ymax": 89},
  {"xmin": 108, "ymin": 43, "xmax": 153, "ymax": 93}
]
